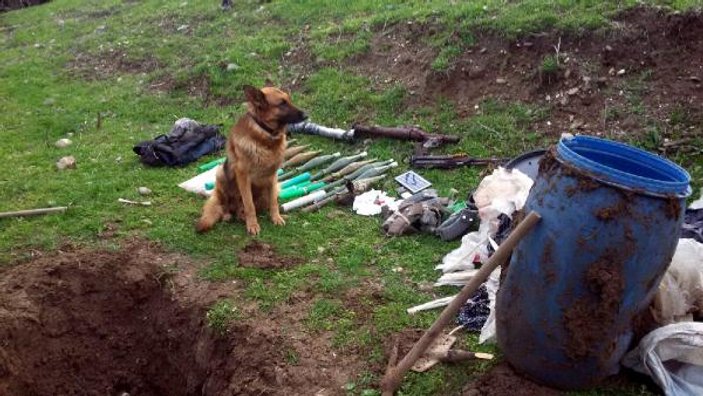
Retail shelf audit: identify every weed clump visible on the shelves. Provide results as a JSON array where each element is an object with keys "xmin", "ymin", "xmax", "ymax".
[{"xmin": 540, "ymin": 54, "xmax": 560, "ymax": 85}]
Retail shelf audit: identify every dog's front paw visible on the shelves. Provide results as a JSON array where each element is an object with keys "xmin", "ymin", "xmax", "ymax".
[
  {"xmin": 246, "ymin": 221, "xmax": 261, "ymax": 235},
  {"xmin": 271, "ymin": 214, "xmax": 286, "ymax": 226}
]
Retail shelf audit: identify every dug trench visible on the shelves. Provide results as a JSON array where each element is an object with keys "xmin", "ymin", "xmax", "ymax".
[{"xmin": 0, "ymin": 240, "xmax": 357, "ymax": 396}]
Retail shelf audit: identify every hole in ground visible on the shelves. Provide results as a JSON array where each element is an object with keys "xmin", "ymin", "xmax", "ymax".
[{"xmin": 0, "ymin": 242, "xmax": 285, "ymax": 396}]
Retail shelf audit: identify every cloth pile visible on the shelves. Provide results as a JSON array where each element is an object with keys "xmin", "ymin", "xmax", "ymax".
[{"xmin": 133, "ymin": 118, "xmax": 225, "ymax": 167}]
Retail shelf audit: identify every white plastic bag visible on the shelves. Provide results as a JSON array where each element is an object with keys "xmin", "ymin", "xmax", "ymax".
[
  {"xmin": 622, "ymin": 322, "xmax": 703, "ymax": 396},
  {"xmin": 479, "ymin": 267, "xmax": 501, "ymax": 344},
  {"xmin": 651, "ymin": 239, "xmax": 703, "ymax": 325},
  {"xmin": 352, "ymin": 190, "xmax": 398, "ymax": 216},
  {"xmin": 435, "ymin": 231, "xmax": 487, "ymax": 273},
  {"xmin": 472, "ymin": 167, "xmax": 533, "ymax": 236}
]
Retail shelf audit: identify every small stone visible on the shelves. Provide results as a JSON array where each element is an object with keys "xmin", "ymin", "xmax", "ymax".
[
  {"xmin": 317, "ymin": 246, "xmax": 325, "ymax": 253},
  {"xmin": 596, "ymin": 77, "xmax": 608, "ymax": 86},
  {"xmin": 609, "ymin": 68, "xmax": 616, "ymax": 76},
  {"xmin": 570, "ymin": 120, "xmax": 584, "ymax": 130},
  {"xmin": 567, "ymin": 87, "xmax": 579, "ymax": 96},
  {"xmin": 479, "ymin": 47, "xmax": 487, "ymax": 54},
  {"xmin": 326, "ymin": 258, "xmax": 334, "ymax": 264},
  {"xmin": 582, "ymin": 76, "xmax": 592, "ymax": 83},
  {"xmin": 391, "ymin": 267, "xmax": 404, "ymax": 273},
  {"xmin": 176, "ymin": 24, "xmax": 189, "ymax": 31},
  {"xmin": 138, "ymin": 187, "xmax": 152, "ymax": 196},
  {"xmin": 115, "ymin": 156, "xmax": 122, "ymax": 163},
  {"xmin": 495, "ymin": 78, "xmax": 507, "ymax": 84},
  {"xmin": 56, "ymin": 156, "xmax": 76, "ymax": 170},
  {"xmin": 226, "ymin": 63, "xmax": 240, "ymax": 71},
  {"xmin": 617, "ymin": 69, "xmax": 626, "ymax": 76},
  {"xmin": 690, "ymin": 76, "xmax": 701, "ymax": 83},
  {"xmin": 564, "ymin": 69, "xmax": 572, "ymax": 79},
  {"xmin": 55, "ymin": 138, "xmax": 72, "ymax": 148},
  {"xmin": 605, "ymin": 45, "xmax": 613, "ymax": 51},
  {"xmin": 522, "ymin": 41, "xmax": 533, "ymax": 47}
]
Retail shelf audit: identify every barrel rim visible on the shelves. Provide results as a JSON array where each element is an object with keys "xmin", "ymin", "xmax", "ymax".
[{"xmin": 557, "ymin": 135, "xmax": 691, "ymax": 198}]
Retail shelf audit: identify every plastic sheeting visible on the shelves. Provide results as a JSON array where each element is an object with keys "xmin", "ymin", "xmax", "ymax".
[
  {"xmin": 623, "ymin": 322, "xmax": 703, "ymax": 396},
  {"xmin": 416, "ymin": 167, "xmax": 533, "ymax": 343},
  {"xmin": 352, "ymin": 190, "xmax": 399, "ymax": 216}
]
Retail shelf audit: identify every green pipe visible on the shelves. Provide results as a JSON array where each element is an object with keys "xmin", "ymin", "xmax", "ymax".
[
  {"xmin": 280, "ymin": 172, "xmax": 311, "ymax": 189},
  {"xmin": 198, "ymin": 157, "xmax": 226, "ymax": 172},
  {"xmin": 279, "ymin": 181, "xmax": 326, "ymax": 200}
]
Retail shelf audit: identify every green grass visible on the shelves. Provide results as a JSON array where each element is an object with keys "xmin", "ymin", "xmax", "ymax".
[
  {"xmin": 2, "ymin": 0, "xmax": 702, "ymax": 395},
  {"xmin": 541, "ymin": 54, "xmax": 560, "ymax": 74},
  {"xmin": 206, "ymin": 299, "xmax": 240, "ymax": 333}
]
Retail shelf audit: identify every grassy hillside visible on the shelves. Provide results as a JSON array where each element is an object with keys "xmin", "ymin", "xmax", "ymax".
[{"xmin": 1, "ymin": 1, "xmax": 701, "ymax": 395}]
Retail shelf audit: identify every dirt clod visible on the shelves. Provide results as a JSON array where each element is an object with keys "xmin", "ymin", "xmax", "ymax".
[
  {"xmin": 462, "ymin": 363, "xmax": 563, "ymax": 396},
  {"xmin": 563, "ymin": 251, "xmax": 625, "ymax": 361},
  {"xmin": 237, "ymin": 240, "xmax": 301, "ymax": 269}
]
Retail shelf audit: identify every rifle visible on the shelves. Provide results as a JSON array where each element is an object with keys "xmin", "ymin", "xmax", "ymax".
[{"xmin": 410, "ymin": 153, "xmax": 507, "ymax": 169}]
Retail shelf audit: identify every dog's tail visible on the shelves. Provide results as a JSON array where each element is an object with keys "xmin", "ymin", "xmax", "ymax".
[{"xmin": 196, "ymin": 193, "xmax": 225, "ymax": 233}]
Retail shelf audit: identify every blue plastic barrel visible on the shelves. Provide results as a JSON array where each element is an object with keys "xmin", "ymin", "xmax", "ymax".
[{"xmin": 496, "ymin": 135, "xmax": 690, "ymax": 389}]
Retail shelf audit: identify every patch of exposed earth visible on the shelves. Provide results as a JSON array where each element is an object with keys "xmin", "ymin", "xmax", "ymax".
[
  {"xmin": 0, "ymin": 239, "xmax": 361, "ymax": 396},
  {"xmin": 281, "ymin": 7, "xmax": 702, "ymax": 156}
]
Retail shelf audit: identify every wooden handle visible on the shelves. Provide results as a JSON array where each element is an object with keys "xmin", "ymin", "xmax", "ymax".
[
  {"xmin": 0, "ymin": 206, "xmax": 68, "ymax": 219},
  {"xmin": 380, "ymin": 211, "xmax": 541, "ymax": 395}
]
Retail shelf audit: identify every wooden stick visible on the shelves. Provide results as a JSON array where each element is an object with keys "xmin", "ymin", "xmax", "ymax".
[
  {"xmin": 428, "ymin": 349, "xmax": 494, "ymax": 363},
  {"xmin": 380, "ymin": 211, "xmax": 541, "ymax": 395},
  {"xmin": 0, "ymin": 206, "xmax": 67, "ymax": 219}
]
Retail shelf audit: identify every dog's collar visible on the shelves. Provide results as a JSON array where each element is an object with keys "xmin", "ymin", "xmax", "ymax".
[{"xmin": 247, "ymin": 113, "xmax": 277, "ymax": 135}]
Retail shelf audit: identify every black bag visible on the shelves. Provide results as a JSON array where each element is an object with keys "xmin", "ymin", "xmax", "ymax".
[{"xmin": 133, "ymin": 119, "xmax": 226, "ymax": 167}]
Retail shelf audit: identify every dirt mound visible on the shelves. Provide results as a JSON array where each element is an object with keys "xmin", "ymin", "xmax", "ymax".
[
  {"xmin": 0, "ymin": 241, "xmax": 347, "ymax": 395},
  {"xmin": 67, "ymin": 49, "xmax": 162, "ymax": 81},
  {"xmin": 462, "ymin": 363, "xmax": 563, "ymax": 396},
  {"xmin": 237, "ymin": 240, "xmax": 302, "ymax": 269},
  {"xmin": 0, "ymin": 0, "xmax": 50, "ymax": 13},
  {"xmin": 346, "ymin": 7, "xmax": 703, "ymax": 141}
]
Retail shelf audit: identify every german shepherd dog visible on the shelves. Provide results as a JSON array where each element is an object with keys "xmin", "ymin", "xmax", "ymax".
[{"xmin": 196, "ymin": 84, "xmax": 307, "ymax": 235}]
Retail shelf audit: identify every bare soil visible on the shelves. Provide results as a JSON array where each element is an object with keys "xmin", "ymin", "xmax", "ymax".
[
  {"xmin": 0, "ymin": 240, "xmax": 358, "ymax": 396},
  {"xmin": 237, "ymin": 240, "xmax": 301, "ymax": 269},
  {"xmin": 462, "ymin": 363, "xmax": 563, "ymax": 396},
  {"xmin": 338, "ymin": 7, "xmax": 703, "ymax": 142},
  {"xmin": 66, "ymin": 49, "xmax": 162, "ymax": 81}
]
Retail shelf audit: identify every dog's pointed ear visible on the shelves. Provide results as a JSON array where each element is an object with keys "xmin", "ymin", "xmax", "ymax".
[
  {"xmin": 264, "ymin": 78, "xmax": 275, "ymax": 87},
  {"xmin": 243, "ymin": 85, "xmax": 267, "ymax": 109}
]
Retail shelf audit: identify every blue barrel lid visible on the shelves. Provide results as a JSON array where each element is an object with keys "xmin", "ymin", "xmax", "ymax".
[{"xmin": 557, "ymin": 135, "xmax": 691, "ymax": 198}]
